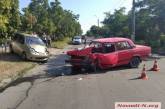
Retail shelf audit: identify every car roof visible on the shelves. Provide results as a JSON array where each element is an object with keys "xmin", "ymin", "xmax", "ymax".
[
  {"xmin": 93, "ymin": 37, "xmax": 131, "ymax": 43},
  {"xmin": 93, "ymin": 37, "xmax": 135, "ymax": 46},
  {"xmin": 15, "ymin": 33, "xmax": 37, "ymax": 37},
  {"xmin": 73, "ymin": 36, "xmax": 81, "ymax": 38}
]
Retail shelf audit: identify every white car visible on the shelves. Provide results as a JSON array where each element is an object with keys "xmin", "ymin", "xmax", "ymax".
[{"xmin": 72, "ymin": 36, "xmax": 82, "ymax": 44}]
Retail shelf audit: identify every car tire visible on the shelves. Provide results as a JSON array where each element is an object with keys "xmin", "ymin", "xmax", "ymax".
[
  {"xmin": 22, "ymin": 52, "xmax": 27, "ymax": 61},
  {"xmin": 43, "ymin": 60, "xmax": 48, "ymax": 63},
  {"xmin": 129, "ymin": 57, "xmax": 140, "ymax": 68},
  {"xmin": 71, "ymin": 66, "xmax": 81, "ymax": 75},
  {"xmin": 90, "ymin": 63, "xmax": 97, "ymax": 72},
  {"xmin": 90, "ymin": 60, "xmax": 100, "ymax": 72}
]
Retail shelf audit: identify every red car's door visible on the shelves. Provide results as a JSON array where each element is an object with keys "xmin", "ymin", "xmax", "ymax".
[
  {"xmin": 96, "ymin": 43, "xmax": 118, "ymax": 69},
  {"xmin": 115, "ymin": 41, "xmax": 133, "ymax": 65}
]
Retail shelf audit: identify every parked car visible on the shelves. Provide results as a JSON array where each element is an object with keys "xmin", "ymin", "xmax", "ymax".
[
  {"xmin": 66, "ymin": 37, "xmax": 151, "ymax": 72},
  {"xmin": 72, "ymin": 36, "xmax": 82, "ymax": 44},
  {"xmin": 10, "ymin": 33, "xmax": 49, "ymax": 62}
]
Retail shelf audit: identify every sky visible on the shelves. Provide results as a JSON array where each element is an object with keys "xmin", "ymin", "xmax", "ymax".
[{"xmin": 19, "ymin": 0, "xmax": 133, "ymax": 34}]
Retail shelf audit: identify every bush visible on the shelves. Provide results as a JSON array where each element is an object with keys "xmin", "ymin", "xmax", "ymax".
[
  {"xmin": 160, "ymin": 34, "xmax": 165, "ymax": 46},
  {"xmin": 51, "ymin": 37, "xmax": 71, "ymax": 49},
  {"xmin": 0, "ymin": 38, "xmax": 7, "ymax": 45},
  {"xmin": 135, "ymin": 40, "xmax": 146, "ymax": 45},
  {"xmin": 150, "ymin": 40, "xmax": 160, "ymax": 48}
]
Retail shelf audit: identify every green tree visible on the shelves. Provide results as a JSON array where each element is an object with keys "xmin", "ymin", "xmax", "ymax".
[
  {"xmin": 134, "ymin": 0, "xmax": 165, "ymax": 46},
  {"xmin": 0, "ymin": 0, "xmax": 11, "ymax": 38},
  {"xmin": 20, "ymin": 0, "xmax": 82, "ymax": 40},
  {"xmin": 102, "ymin": 8, "xmax": 130, "ymax": 37},
  {"xmin": 87, "ymin": 8, "xmax": 130, "ymax": 38},
  {"xmin": 8, "ymin": 0, "xmax": 20, "ymax": 35},
  {"xmin": 0, "ymin": 0, "xmax": 20, "ymax": 39}
]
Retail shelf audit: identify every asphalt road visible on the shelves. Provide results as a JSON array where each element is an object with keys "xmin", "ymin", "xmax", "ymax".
[{"xmin": 0, "ymin": 44, "xmax": 165, "ymax": 109}]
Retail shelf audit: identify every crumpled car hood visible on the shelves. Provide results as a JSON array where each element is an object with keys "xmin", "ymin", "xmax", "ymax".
[{"xmin": 67, "ymin": 47, "xmax": 92, "ymax": 56}]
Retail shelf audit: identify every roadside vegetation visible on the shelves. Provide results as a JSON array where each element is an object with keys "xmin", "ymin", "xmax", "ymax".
[
  {"xmin": 86, "ymin": 0, "xmax": 165, "ymax": 53},
  {"xmin": 0, "ymin": 0, "xmax": 82, "ymax": 44},
  {"xmin": 52, "ymin": 37, "xmax": 71, "ymax": 49},
  {"xmin": 0, "ymin": 54, "xmax": 36, "ymax": 83}
]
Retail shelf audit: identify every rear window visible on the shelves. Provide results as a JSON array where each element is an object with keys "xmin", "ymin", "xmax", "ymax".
[
  {"xmin": 74, "ymin": 37, "xmax": 81, "ymax": 40},
  {"xmin": 73, "ymin": 36, "xmax": 81, "ymax": 39},
  {"xmin": 116, "ymin": 41, "xmax": 131, "ymax": 50}
]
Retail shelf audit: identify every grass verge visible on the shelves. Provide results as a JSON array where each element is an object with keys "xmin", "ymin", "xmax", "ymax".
[
  {"xmin": 0, "ymin": 61, "xmax": 36, "ymax": 84},
  {"xmin": 51, "ymin": 37, "xmax": 71, "ymax": 49}
]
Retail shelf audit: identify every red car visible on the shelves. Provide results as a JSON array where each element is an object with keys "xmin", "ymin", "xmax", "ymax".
[{"xmin": 66, "ymin": 37, "xmax": 151, "ymax": 72}]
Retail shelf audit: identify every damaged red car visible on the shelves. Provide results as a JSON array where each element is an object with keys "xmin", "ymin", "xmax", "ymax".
[{"xmin": 66, "ymin": 37, "xmax": 151, "ymax": 72}]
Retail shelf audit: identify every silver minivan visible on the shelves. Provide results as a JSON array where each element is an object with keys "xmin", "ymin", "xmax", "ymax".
[{"xmin": 10, "ymin": 33, "xmax": 49, "ymax": 62}]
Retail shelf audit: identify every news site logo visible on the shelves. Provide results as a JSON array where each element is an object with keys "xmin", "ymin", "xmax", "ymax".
[{"xmin": 115, "ymin": 102, "xmax": 161, "ymax": 109}]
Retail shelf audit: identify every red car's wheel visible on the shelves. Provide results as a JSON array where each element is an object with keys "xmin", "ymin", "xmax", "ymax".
[
  {"xmin": 90, "ymin": 62, "xmax": 97, "ymax": 72},
  {"xmin": 129, "ymin": 57, "xmax": 140, "ymax": 68},
  {"xmin": 90, "ymin": 60, "xmax": 100, "ymax": 72},
  {"xmin": 71, "ymin": 66, "xmax": 81, "ymax": 74}
]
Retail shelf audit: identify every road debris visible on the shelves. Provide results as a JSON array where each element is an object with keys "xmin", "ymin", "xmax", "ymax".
[{"xmin": 78, "ymin": 78, "xmax": 83, "ymax": 80}]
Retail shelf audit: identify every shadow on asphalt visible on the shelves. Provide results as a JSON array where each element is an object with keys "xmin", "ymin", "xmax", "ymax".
[
  {"xmin": 0, "ymin": 66, "xmax": 106, "ymax": 93},
  {"xmin": 0, "ymin": 53, "xmax": 23, "ymax": 62},
  {"xmin": 0, "ymin": 53, "xmax": 49, "ymax": 64},
  {"xmin": 0, "ymin": 53, "xmax": 144, "ymax": 93},
  {"xmin": 0, "ymin": 75, "xmax": 37, "ymax": 93},
  {"xmin": 44, "ymin": 54, "xmax": 137, "ymax": 77},
  {"xmin": 108, "ymin": 65, "xmax": 133, "ymax": 71},
  {"xmin": 129, "ymin": 77, "xmax": 141, "ymax": 80}
]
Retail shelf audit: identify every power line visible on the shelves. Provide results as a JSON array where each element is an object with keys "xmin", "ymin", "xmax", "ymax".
[
  {"xmin": 112, "ymin": 0, "xmax": 132, "ymax": 12},
  {"xmin": 111, "ymin": 0, "xmax": 123, "ymax": 11},
  {"xmin": 118, "ymin": 0, "xmax": 126, "ymax": 8}
]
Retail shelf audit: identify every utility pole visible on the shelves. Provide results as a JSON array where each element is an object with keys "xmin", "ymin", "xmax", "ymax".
[
  {"xmin": 131, "ymin": 0, "xmax": 135, "ymax": 41},
  {"xmin": 97, "ymin": 18, "xmax": 100, "ymax": 27},
  {"xmin": 94, "ymin": 15, "xmax": 100, "ymax": 27}
]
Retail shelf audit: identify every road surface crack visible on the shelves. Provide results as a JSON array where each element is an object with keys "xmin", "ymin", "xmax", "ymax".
[{"xmin": 13, "ymin": 81, "xmax": 34, "ymax": 109}]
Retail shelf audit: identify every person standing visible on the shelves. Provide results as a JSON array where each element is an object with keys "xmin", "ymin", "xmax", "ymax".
[
  {"xmin": 47, "ymin": 35, "xmax": 51, "ymax": 47},
  {"xmin": 42, "ymin": 33, "xmax": 48, "ymax": 46},
  {"xmin": 82, "ymin": 35, "xmax": 87, "ymax": 45}
]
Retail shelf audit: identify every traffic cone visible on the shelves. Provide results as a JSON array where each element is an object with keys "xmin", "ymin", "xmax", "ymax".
[
  {"xmin": 149, "ymin": 59, "xmax": 160, "ymax": 71},
  {"xmin": 139, "ymin": 64, "xmax": 148, "ymax": 80}
]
